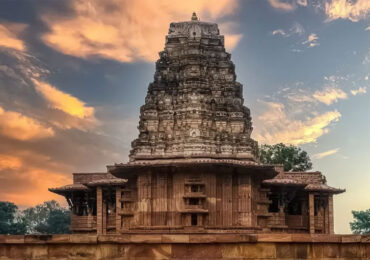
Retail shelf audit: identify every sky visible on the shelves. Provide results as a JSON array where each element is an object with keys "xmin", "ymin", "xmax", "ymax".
[{"xmin": 0, "ymin": 0, "xmax": 369, "ymax": 234}]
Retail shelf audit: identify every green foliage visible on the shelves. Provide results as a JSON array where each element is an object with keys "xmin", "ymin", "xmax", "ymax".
[
  {"xmin": 259, "ymin": 143, "xmax": 312, "ymax": 171},
  {"xmin": 0, "ymin": 200, "xmax": 70, "ymax": 235},
  {"xmin": 0, "ymin": 201, "xmax": 27, "ymax": 234},
  {"xmin": 23, "ymin": 200, "xmax": 70, "ymax": 234},
  {"xmin": 350, "ymin": 209, "xmax": 370, "ymax": 234}
]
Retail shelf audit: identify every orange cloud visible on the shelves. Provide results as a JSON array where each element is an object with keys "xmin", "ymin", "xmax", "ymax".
[
  {"xmin": 33, "ymin": 79, "xmax": 95, "ymax": 120},
  {"xmin": 0, "ymin": 166, "xmax": 70, "ymax": 207},
  {"xmin": 0, "ymin": 106, "xmax": 54, "ymax": 141},
  {"xmin": 0, "ymin": 151, "xmax": 71, "ymax": 206},
  {"xmin": 0, "ymin": 23, "xmax": 26, "ymax": 51},
  {"xmin": 325, "ymin": 0, "xmax": 370, "ymax": 22},
  {"xmin": 350, "ymin": 86, "xmax": 367, "ymax": 96},
  {"xmin": 313, "ymin": 86, "xmax": 347, "ymax": 105},
  {"xmin": 41, "ymin": 0, "xmax": 240, "ymax": 62},
  {"xmin": 0, "ymin": 154, "xmax": 22, "ymax": 170},
  {"xmin": 254, "ymin": 102, "xmax": 341, "ymax": 145}
]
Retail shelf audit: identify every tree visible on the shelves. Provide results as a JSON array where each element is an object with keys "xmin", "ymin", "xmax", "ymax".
[
  {"xmin": 23, "ymin": 200, "xmax": 70, "ymax": 234},
  {"xmin": 259, "ymin": 143, "xmax": 312, "ymax": 171},
  {"xmin": 350, "ymin": 209, "xmax": 370, "ymax": 234},
  {"xmin": 0, "ymin": 201, "xmax": 27, "ymax": 234}
]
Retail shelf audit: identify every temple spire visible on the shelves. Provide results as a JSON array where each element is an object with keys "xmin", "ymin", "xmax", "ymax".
[{"xmin": 191, "ymin": 12, "xmax": 198, "ymax": 21}]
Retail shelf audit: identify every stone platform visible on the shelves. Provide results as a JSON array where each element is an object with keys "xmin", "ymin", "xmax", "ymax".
[{"xmin": 1, "ymin": 233, "xmax": 370, "ymax": 259}]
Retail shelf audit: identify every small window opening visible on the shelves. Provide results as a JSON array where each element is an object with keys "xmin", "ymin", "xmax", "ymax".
[
  {"xmin": 191, "ymin": 185, "xmax": 200, "ymax": 192},
  {"xmin": 287, "ymin": 200, "xmax": 302, "ymax": 215},
  {"xmin": 191, "ymin": 214, "xmax": 198, "ymax": 226},
  {"xmin": 268, "ymin": 197, "xmax": 279, "ymax": 213},
  {"xmin": 189, "ymin": 198, "xmax": 199, "ymax": 205}
]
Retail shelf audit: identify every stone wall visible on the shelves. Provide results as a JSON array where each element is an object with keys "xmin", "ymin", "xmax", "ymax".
[{"xmin": 1, "ymin": 234, "xmax": 369, "ymax": 259}]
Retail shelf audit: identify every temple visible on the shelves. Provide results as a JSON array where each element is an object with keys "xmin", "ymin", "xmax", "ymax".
[{"xmin": 49, "ymin": 13, "xmax": 344, "ymax": 235}]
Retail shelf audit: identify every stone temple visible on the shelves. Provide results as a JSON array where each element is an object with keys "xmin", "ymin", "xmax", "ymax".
[{"xmin": 50, "ymin": 13, "xmax": 344, "ymax": 235}]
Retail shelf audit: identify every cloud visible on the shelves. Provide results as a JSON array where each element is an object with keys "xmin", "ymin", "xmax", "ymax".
[
  {"xmin": 365, "ymin": 26, "xmax": 370, "ymax": 31},
  {"xmin": 0, "ymin": 161, "xmax": 71, "ymax": 206},
  {"xmin": 0, "ymin": 23, "xmax": 27, "ymax": 51},
  {"xmin": 325, "ymin": 0, "xmax": 370, "ymax": 22},
  {"xmin": 297, "ymin": 0, "xmax": 308, "ymax": 7},
  {"xmin": 40, "ymin": 0, "xmax": 240, "ymax": 62},
  {"xmin": 272, "ymin": 29, "xmax": 287, "ymax": 36},
  {"xmin": 290, "ymin": 22, "xmax": 305, "ymax": 35},
  {"xmin": 0, "ymin": 106, "xmax": 54, "ymax": 141},
  {"xmin": 268, "ymin": 0, "xmax": 296, "ymax": 11},
  {"xmin": 313, "ymin": 86, "xmax": 347, "ymax": 105},
  {"xmin": 0, "ymin": 154, "xmax": 22, "ymax": 170},
  {"xmin": 303, "ymin": 33, "xmax": 319, "ymax": 48},
  {"xmin": 253, "ymin": 102, "xmax": 341, "ymax": 145},
  {"xmin": 313, "ymin": 148, "xmax": 339, "ymax": 159},
  {"xmin": 350, "ymin": 86, "xmax": 367, "ymax": 96},
  {"xmin": 32, "ymin": 79, "xmax": 95, "ymax": 119},
  {"xmin": 272, "ymin": 23, "xmax": 304, "ymax": 38}
]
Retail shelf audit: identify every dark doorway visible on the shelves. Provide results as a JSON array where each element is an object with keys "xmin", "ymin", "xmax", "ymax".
[{"xmin": 191, "ymin": 214, "xmax": 197, "ymax": 226}]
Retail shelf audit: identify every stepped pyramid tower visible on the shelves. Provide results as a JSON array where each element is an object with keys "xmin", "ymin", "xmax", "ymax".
[
  {"xmin": 50, "ymin": 14, "xmax": 344, "ymax": 235},
  {"xmin": 130, "ymin": 12, "xmax": 257, "ymax": 162}
]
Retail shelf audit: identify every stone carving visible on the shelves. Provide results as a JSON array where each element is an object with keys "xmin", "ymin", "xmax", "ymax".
[{"xmin": 130, "ymin": 13, "xmax": 258, "ymax": 161}]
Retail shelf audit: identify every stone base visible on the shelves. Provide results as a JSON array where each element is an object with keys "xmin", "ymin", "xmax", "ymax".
[{"xmin": 0, "ymin": 234, "xmax": 369, "ymax": 259}]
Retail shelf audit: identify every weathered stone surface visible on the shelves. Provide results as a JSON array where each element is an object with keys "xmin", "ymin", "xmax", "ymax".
[
  {"xmin": 129, "ymin": 13, "xmax": 258, "ymax": 162},
  {"xmin": 1, "ymin": 235, "xmax": 370, "ymax": 259},
  {"xmin": 48, "ymin": 14, "xmax": 345, "ymax": 237},
  {"xmin": 222, "ymin": 242, "xmax": 276, "ymax": 258}
]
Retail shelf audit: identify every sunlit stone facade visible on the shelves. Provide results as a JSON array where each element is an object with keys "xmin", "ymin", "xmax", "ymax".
[{"xmin": 50, "ymin": 14, "xmax": 344, "ymax": 235}]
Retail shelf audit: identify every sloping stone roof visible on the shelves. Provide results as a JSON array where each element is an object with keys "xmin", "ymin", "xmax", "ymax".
[
  {"xmin": 48, "ymin": 184, "xmax": 88, "ymax": 194},
  {"xmin": 85, "ymin": 178, "xmax": 127, "ymax": 187},
  {"xmin": 263, "ymin": 171, "xmax": 345, "ymax": 194}
]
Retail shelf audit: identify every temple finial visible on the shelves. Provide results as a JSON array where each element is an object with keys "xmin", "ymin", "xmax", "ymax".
[{"xmin": 191, "ymin": 12, "xmax": 198, "ymax": 21}]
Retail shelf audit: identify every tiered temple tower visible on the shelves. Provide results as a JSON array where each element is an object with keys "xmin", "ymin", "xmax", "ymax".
[
  {"xmin": 50, "ymin": 14, "xmax": 344, "ymax": 235},
  {"xmin": 130, "ymin": 12, "xmax": 257, "ymax": 162}
]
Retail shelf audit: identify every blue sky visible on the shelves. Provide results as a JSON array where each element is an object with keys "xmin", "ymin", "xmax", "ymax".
[{"xmin": 0, "ymin": 0, "xmax": 369, "ymax": 233}]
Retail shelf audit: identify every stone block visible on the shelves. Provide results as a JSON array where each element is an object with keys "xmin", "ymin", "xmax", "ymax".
[
  {"xmin": 125, "ymin": 244, "xmax": 171, "ymax": 259},
  {"xmin": 161, "ymin": 234, "xmax": 189, "ymax": 243},
  {"xmin": 47, "ymin": 234, "xmax": 72, "ymax": 243},
  {"xmin": 1, "ymin": 235, "xmax": 24, "ymax": 244},
  {"xmin": 24, "ymin": 235, "xmax": 52, "ymax": 244},
  {"xmin": 340, "ymin": 243, "xmax": 363, "ymax": 258},
  {"xmin": 361, "ymin": 235, "xmax": 370, "ymax": 243},
  {"xmin": 98, "ymin": 234, "xmax": 130, "ymax": 243},
  {"xmin": 172, "ymin": 244, "xmax": 222, "ymax": 259},
  {"xmin": 276, "ymin": 243, "xmax": 309, "ymax": 259},
  {"xmin": 130, "ymin": 234, "xmax": 162, "ymax": 243},
  {"xmin": 69, "ymin": 234, "xmax": 97, "ymax": 244},
  {"xmin": 257, "ymin": 233, "xmax": 292, "ymax": 242},
  {"xmin": 365, "ymin": 243, "xmax": 370, "ymax": 257},
  {"xmin": 342, "ymin": 234, "xmax": 362, "ymax": 243},
  {"xmin": 221, "ymin": 243, "xmax": 276, "ymax": 258},
  {"xmin": 311, "ymin": 234, "xmax": 341, "ymax": 243}
]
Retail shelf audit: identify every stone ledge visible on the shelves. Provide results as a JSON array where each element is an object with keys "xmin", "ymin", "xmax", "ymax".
[{"xmin": 0, "ymin": 234, "xmax": 369, "ymax": 244}]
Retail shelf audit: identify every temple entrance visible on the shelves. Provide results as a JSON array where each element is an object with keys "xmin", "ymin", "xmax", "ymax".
[{"xmin": 191, "ymin": 214, "xmax": 197, "ymax": 226}]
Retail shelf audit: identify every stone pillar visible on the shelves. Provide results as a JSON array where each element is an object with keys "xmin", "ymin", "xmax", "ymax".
[
  {"xmin": 222, "ymin": 174, "xmax": 233, "ymax": 226},
  {"xmin": 96, "ymin": 187, "xmax": 103, "ymax": 235},
  {"xmin": 324, "ymin": 197, "xmax": 329, "ymax": 234},
  {"xmin": 238, "ymin": 174, "xmax": 252, "ymax": 226},
  {"xmin": 137, "ymin": 172, "xmax": 152, "ymax": 226},
  {"xmin": 116, "ymin": 187, "xmax": 122, "ymax": 234},
  {"xmin": 102, "ymin": 195, "xmax": 107, "ymax": 235},
  {"xmin": 309, "ymin": 193, "xmax": 315, "ymax": 234},
  {"xmin": 328, "ymin": 194, "xmax": 334, "ymax": 234}
]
